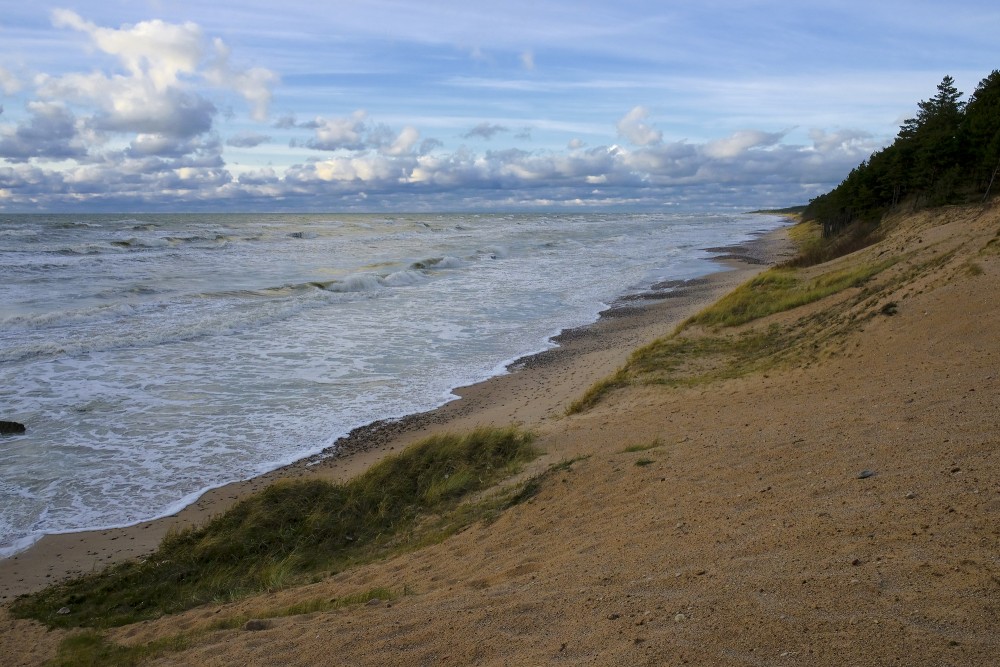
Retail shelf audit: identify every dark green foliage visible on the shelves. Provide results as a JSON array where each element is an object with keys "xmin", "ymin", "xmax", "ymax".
[
  {"xmin": 12, "ymin": 427, "xmax": 536, "ymax": 629},
  {"xmin": 805, "ymin": 71, "xmax": 1000, "ymax": 236}
]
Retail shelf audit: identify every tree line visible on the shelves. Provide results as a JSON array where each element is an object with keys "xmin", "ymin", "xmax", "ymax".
[{"xmin": 804, "ymin": 70, "xmax": 1000, "ymax": 236}]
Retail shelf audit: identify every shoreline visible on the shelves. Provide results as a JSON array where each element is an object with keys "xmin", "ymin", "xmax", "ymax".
[{"xmin": 0, "ymin": 224, "xmax": 797, "ymax": 601}]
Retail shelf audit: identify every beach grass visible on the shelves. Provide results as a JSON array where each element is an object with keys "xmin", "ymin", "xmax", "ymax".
[
  {"xmin": 683, "ymin": 259, "xmax": 896, "ymax": 330},
  {"xmin": 12, "ymin": 426, "xmax": 537, "ymax": 629},
  {"xmin": 46, "ymin": 585, "xmax": 401, "ymax": 667},
  {"xmin": 567, "ymin": 238, "xmax": 908, "ymax": 414},
  {"xmin": 621, "ymin": 439, "xmax": 663, "ymax": 453}
]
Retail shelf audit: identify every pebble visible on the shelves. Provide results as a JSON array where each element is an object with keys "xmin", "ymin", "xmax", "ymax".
[
  {"xmin": 56, "ymin": 607, "xmax": 70, "ymax": 615},
  {"xmin": 674, "ymin": 613, "xmax": 687, "ymax": 622},
  {"xmin": 857, "ymin": 470, "xmax": 876, "ymax": 479}
]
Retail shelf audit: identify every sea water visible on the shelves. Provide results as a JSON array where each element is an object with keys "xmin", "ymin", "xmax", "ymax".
[{"xmin": 0, "ymin": 212, "xmax": 785, "ymax": 556}]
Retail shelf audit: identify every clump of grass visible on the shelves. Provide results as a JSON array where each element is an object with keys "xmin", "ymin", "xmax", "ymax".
[
  {"xmin": 566, "ymin": 368, "xmax": 629, "ymax": 414},
  {"xmin": 626, "ymin": 326, "xmax": 788, "ymax": 383},
  {"xmin": 621, "ymin": 439, "xmax": 663, "ymax": 453},
  {"xmin": 48, "ymin": 631, "xmax": 193, "ymax": 667},
  {"xmin": 566, "ymin": 257, "xmax": 898, "ymax": 413},
  {"xmin": 685, "ymin": 259, "xmax": 896, "ymax": 329},
  {"xmin": 786, "ymin": 219, "xmax": 824, "ymax": 257},
  {"xmin": 785, "ymin": 218, "xmax": 884, "ymax": 268},
  {"xmin": 13, "ymin": 427, "xmax": 536, "ymax": 629},
  {"xmin": 634, "ymin": 458, "xmax": 655, "ymax": 467},
  {"xmin": 211, "ymin": 585, "xmax": 399, "ymax": 631},
  {"xmin": 964, "ymin": 261, "xmax": 984, "ymax": 276},
  {"xmin": 48, "ymin": 586, "xmax": 402, "ymax": 667}
]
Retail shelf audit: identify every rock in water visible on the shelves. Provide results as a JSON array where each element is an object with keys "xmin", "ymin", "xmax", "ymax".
[{"xmin": 0, "ymin": 421, "xmax": 26, "ymax": 435}]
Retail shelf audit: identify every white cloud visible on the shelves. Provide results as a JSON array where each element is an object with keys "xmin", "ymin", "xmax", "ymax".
[
  {"xmin": 616, "ymin": 106, "xmax": 662, "ymax": 146},
  {"xmin": 0, "ymin": 66, "xmax": 23, "ymax": 95},
  {"xmin": 205, "ymin": 38, "xmax": 279, "ymax": 121},
  {"xmin": 305, "ymin": 111, "xmax": 369, "ymax": 151},
  {"xmin": 808, "ymin": 127, "xmax": 874, "ymax": 153},
  {"xmin": 382, "ymin": 126, "xmax": 421, "ymax": 156},
  {"xmin": 51, "ymin": 10, "xmax": 204, "ymax": 92},
  {"xmin": 35, "ymin": 11, "xmax": 277, "ymax": 144},
  {"xmin": 520, "ymin": 50, "xmax": 535, "ymax": 70},
  {"xmin": 703, "ymin": 130, "xmax": 786, "ymax": 159}
]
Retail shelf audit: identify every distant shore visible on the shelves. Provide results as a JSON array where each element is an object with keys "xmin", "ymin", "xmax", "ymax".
[{"xmin": 0, "ymin": 224, "xmax": 797, "ymax": 601}]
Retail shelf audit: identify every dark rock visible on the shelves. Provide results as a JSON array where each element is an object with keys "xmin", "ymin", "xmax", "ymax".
[
  {"xmin": 857, "ymin": 469, "xmax": 876, "ymax": 479},
  {"xmin": 0, "ymin": 421, "xmax": 26, "ymax": 435}
]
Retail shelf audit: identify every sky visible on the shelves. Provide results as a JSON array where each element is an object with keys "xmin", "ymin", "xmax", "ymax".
[{"xmin": 1, "ymin": 1, "xmax": 998, "ymax": 212}]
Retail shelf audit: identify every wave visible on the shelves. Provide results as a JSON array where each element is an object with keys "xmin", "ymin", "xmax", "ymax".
[
  {"xmin": 478, "ymin": 246, "xmax": 509, "ymax": 259},
  {"xmin": 0, "ymin": 296, "xmax": 319, "ymax": 363},
  {"xmin": 409, "ymin": 255, "xmax": 463, "ymax": 270}
]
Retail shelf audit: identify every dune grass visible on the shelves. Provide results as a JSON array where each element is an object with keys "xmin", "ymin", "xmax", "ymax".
[
  {"xmin": 683, "ymin": 259, "xmax": 896, "ymax": 330},
  {"xmin": 12, "ymin": 427, "xmax": 537, "ymax": 630},
  {"xmin": 46, "ymin": 586, "xmax": 400, "ymax": 667},
  {"xmin": 567, "ymin": 247, "xmax": 902, "ymax": 414},
  {"xmin": 621, "ymin": 439, "xmax": 663, "ymax": 453}
]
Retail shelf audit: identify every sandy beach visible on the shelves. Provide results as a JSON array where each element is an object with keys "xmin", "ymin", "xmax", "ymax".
[{"xmin": 3, "ymin": 203, "xmax": 998, "ymax": 666}]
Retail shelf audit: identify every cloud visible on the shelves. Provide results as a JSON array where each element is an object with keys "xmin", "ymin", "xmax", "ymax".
[
  {"xmin": 36, "ymin": 72, "xmax": 217, "ymax": 138},
  {"xmin": 36, "ymin": 11, "xmax": 276, "ymax": 143},
  {"xmin": 128, "ymin": 134, "xmax": 222, "ymax": 160},
  {"xmin": 1, "ymin": 116, "xmax": 875, "ymax": 210},
  {"xmin": 520, "ymin": 50, "xmax": 535, "ymax": 71},
  {"xmin": 305, "ymin": 111, "xmax": 369, "ymax": 151},
  {"xmin": 463, "ymin": 122, "xmax": 509, "ymax": 140},
  {"xmin": 0, "ymin": 102, "xmax": 86, "ymax": 162},
  {"xmin": 616, "ymin": 106, "xmax": 662, "ymax": 146},
  {"xmin": 381, "ymin": 126, "xmax": 421, "ymax": 156},
  {"xmin": 807, "ymin": 127, "xmax": 873, "ymax": 153},
  {"xmin": 703, "ymin": 129, "xmax": 786, "ymax": 159},
  {"xmin": 226, "ymin": 132, "xmax": 272, "ymax": 148},
  {"xmin": 0, "ymin": 66, "xmax": 23, "ymax": 95},
  {"xmin": 205, "ymin": 38, "xmax": 279, "ymax": 122}
]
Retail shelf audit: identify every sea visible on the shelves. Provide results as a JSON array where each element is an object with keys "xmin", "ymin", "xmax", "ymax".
[{"xmin": 0, "ymin": 211, "xmax": 786, "ymax": 557}]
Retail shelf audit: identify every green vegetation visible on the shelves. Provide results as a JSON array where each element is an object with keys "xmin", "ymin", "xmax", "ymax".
[
  {"xmin": 566, "ymin": 369, "xmax": 629, "ymax": 414},
  {"xmin": 13, "ymin": 427, "xmax": 537, "ymax": 630},
  {"xmin": 48, "ymin": 631, "xmax": 192, "ymax": 667},
  {"xmin": 806, "ymin": 71, "xmax": 1000, "ymax": 236},
  {"xmin": 685, "ymin": 259, "xmax": 896, "ymax": 329},
  {"xmin": 47, "ymin": 586, "xmax": 400, "ymax": 667},
  {"xmin": 621, "ymin": 439, "xmax": 663, "ymax": 453},
  {"xmin": 634, "ymin": 458, "xmax": 655, "ymax": 467},
  {"xmin": 568, "ymin": 246, "xmax": 917, "ymax": 413}
]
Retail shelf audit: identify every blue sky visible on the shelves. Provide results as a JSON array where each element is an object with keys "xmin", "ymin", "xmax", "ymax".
[{"xmin": 1, "ymin": 1, "xmax": 998, "ymax": 212}]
